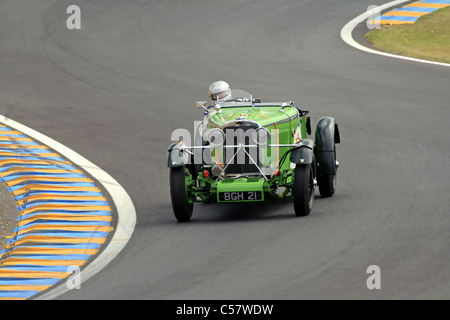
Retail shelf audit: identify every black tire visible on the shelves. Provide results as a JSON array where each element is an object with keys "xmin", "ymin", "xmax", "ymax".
[
  {"xmin": 318, "ymin": 143, "xmax": 337, "ymax": 198},
  {"xmin": 293, "ymin": 163, "xmax": 315, "ymax": 217},
  {"xmin": 170, "ymin": 166, "xmax": 193, "ymax": 222},
  {"xmin": 318, "ymin": 174, "xmax": 336, "ymax": 197}
]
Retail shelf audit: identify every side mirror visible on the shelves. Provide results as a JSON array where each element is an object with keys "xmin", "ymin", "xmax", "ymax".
[{"xmin": 196, "ymin": 101, "xmax": 208, "ymax": 110}]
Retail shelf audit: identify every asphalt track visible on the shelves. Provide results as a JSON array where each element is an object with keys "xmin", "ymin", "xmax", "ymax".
[{"xmin": 1, "ymin": 0, "xmax": 449, "ymax": 299}]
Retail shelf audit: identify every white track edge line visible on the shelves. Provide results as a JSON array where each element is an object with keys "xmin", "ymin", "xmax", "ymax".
[
  {"xmin": 0, "ymin": 115, "xmax": 137, "ymax": 300},
  {"xmin": 340, "ymin": 0, "xmax": 450, "ymax": 68}
]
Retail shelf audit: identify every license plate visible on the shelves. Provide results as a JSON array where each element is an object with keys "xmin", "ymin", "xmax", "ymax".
[{"xmin": 219, "ymin": 191, "xmax": 263, "ymax": 202}]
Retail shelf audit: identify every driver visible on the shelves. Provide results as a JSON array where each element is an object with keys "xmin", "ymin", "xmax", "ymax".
[{"xmin": 208, "ymin": 81, "xmax": 232, "ymax": 102}]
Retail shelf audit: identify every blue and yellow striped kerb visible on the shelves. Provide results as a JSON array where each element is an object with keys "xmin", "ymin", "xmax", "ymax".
[
  {"xmin": 372, "ymin": 0, "xmax": 450, "ymax": 25},
  {"xmin": 0, "ymin": 124, "xmax": 114, "ymax": 300}
]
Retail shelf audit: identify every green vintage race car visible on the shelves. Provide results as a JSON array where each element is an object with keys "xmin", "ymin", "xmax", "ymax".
[{"xmin": 168, "ymin": 89, "xmax": 340, "ymax": 222}]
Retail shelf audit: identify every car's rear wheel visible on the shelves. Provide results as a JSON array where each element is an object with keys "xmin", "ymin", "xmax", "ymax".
[
  {"xmin": 318, "ymin": 174, "xmax": 336, "ymax": 197},
  {"xmin": 170, "ymin": 165, "xmax": 193, "ymax": 222},
  {"xmin": 318, "ymin": 144, "xmax": 337, "ymax": 198},
  {"xmin": 293, "ymin": 163, "xmax": 315, "ymax": 216}
]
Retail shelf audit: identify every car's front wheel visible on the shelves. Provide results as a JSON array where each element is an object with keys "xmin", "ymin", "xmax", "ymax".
[
  {"xmin": 170, "ymin": 166, "xmax": 193, "ymax": 222},
  {"xmin": 293, "ymin": 163, "xmax": 315, "ymax": 217}
]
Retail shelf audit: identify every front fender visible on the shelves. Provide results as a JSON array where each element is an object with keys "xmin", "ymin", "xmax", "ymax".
[
  {"xmin": 290, "ymin": 139, "xmax": 314, "ymax": 165},
  {"xmin": 167, "ymin": 142, "xmax": 189, "ymax": 167}
]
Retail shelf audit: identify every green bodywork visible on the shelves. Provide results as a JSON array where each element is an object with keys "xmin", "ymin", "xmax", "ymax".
[{"xmin": 207, "ymin": 104, "xmax": 308, "ymax": 172}]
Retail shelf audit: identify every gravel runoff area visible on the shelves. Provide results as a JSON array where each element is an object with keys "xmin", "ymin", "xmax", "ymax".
[{"xmin": 0, "ymin": 182, "xmax": 18, "ymax": 252}]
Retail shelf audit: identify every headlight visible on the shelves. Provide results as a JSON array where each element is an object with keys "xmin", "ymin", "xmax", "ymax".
[
  {"xmin": 206, "ymin": 128, "xmax": 225, "ymax": 147},
  {"xmin": 252, "ymin": 127, "xmax": 271, "ymax": 146}
]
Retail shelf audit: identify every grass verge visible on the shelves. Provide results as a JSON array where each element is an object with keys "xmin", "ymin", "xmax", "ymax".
[{"xmin": 365, "ymin": 6, "xmax": 450, "ymax": 64}]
